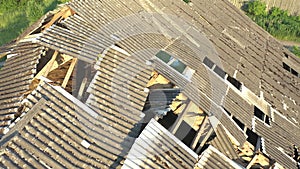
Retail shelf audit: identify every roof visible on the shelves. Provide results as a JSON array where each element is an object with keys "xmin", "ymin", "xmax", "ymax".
[
  {"xmin": 195, "ymin": 145, "xmax": 244, "ymax": 169},
  {"xmin": 0, "ymin": 0, "xmax": 299, "ymax": 168},
  {"xmin": 0, "ymin": 42, "xmax": 45, "ymax": 135},
  {"xmin": 122, "ymin": 119, "xmax": 198, "ymax": 169},
  {"xmin": 209, "ymin": 124, "xmax": 238, "ymax": 160},
  {"xmin": 86, "ymin": 46, "xmax": 152, "ymax": 113},
  {"xmin": 254, "ymin": 118, "xmax": 298, "ymax": 169},
  {"xmin": 0, "ymin": 81, "xmax": 143, "ymax": 168}
]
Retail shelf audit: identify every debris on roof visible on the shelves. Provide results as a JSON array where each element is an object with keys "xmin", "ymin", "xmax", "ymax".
[{"xmin": 0, "ymin": 0, "xmax": 299, "ymax": 168}]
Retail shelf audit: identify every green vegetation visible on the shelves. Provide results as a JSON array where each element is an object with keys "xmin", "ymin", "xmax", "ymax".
[
  {"xmin": 291, "ymin": 46, "xmax": 300, "ymax": 57},
  {"xmin": 0, "ymin": 0, "xmax": 68, "ymax": 46},
  {"xmin": 243, "ymin": 0, "xmax": 300, "ymax": 57},
  {"xmin": 244, "ymin": 0, "xmax": 300, "ymax": 42},
  {"xmin": 183, "ymin": 0, "xmax": 191, "ymax": 3}
]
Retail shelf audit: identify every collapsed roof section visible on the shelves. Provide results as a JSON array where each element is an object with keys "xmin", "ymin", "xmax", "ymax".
[
  {"xmin": 0, "ymin": 42, "xmax": 45, "ymax": 136},
  {"xmin": 122, "ymin": 119, "xmax": 198, "ymax": 169},
  {"xmin": 195, "ymin": 145, "xmax": 244, "ymax": 169},
  {"xmin": 0, "ymin": 0, "xmax": 299, "ymax": 168},
  {"xmin": 0, "ymin": 81, "xmax": 143, "ymax": 168}
]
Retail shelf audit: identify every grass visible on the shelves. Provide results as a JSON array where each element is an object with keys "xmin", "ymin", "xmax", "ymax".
[
  {"xmin": 0, "ymin": 0, "xmax": 69, "ymax": 46},
  {"xmin": 243, "ymin": 0, "xmax": 300, "ymax": 58},
  {"xmin": 290, "ymin": 46, "xmax": 300, "ymax": 57},
  {"xmin": 0, "ymin": 0, "xmax": 68, "ymax": 65}
]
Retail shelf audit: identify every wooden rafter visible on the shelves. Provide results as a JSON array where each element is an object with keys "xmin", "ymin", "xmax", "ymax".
[
  {"xmin": 246, "ymin": 154, "xmax": 259, "ymax": 169},
  {"xmin": 190, "ymin": 115, "xmax": 210, "ymax": 150},
  {"xmin": 35, "ymin": 51, "xmax": 59, "ymax": 79},
  {"xmin": 0, "ymin": 53, "xmax": 7, "ymax": 60},
  {"xmin": 196, "ymin": 127, "xmax": 214, "ymax": 153},
  {"xmin": 77, "ymin": 77, "xmax": 87, "ymax": 100},
  {"xmin": 42, "ymin": 6, "xmax": 75, "ymax": 30},
  {"xmin": 147, "ymin": 72, "xmax": 159, "ymax": 87},
  {"xmin": 169, "ymin": 99, "xmax": 192, "ymax": 134},
  {"xmin": 61, "ymin": 58, "xmax": 77, "ymax": 88},
  {"xmin": 35, "ymin": 52, "xmax": 73, "ymax": 80}
]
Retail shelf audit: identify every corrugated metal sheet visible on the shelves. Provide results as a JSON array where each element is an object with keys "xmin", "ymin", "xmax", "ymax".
[
  {"xmin": 85, "ymin": 47, "xmax": 153, "ymax": 150},
  {"xmin": 223, "ymin": 89, "xmax": 254, "ymax": 127},
  {"xmin": 122, "ymin": 119, "xmax": 198, "ymax": 169},
  {"xmin": 217, "ymin": 109, "xmax": 247, "ymax": 145},
  {"xmin": 0, "ymin": 42, "xmax": 45, "ymax": 135},
  {"xmin": 254, "ymin": 118, "xmax": 298, "ymax": 169},
  {"xmin": 264, "ymin": 140, "xmax": 298, "ymax": 169},
  {"xmin": 196, "ymin": 145, "xmax": 244, "ymax": 169},
  {"xmin": 210, "ymin": 124, "xmax": 238, "ymax": 159},
  {"xmin": 0, "ymin": 0, "xmax": 299, "ymax": 168},
  {"xmin": 0, "ymin": 81, "xmax": 143, "ymax": 168}
]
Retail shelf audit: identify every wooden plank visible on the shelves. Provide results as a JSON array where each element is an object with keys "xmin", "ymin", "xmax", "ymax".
[
  {"xmin": 61, "ymin": 58, "xmax": 77, "ymax": 88},
  {"xmin": 246, "ymin": 154, "xmax": 259, "ymax": 169},
  {"xmin": 190, "ymin": 115, "xmax": 209, "ymax": 150},
  {"xmin": 35, "ymin": 51, "xmax": 59, "ymax": 79},
  {"xmin": 169, "ymin": 100, "xmax": 192, "ymax": 134},
  {"xmin": 196, "ymin": 128, "xmax": 214, "ymax": 153},
  {"xmin": 77, "ymin": 77, "xmax": 87, "ymax": 100},
  {"xmin": 42, "ymin": 7, "xmax": 75, "ymax": 30},
  {"xmin": 0, "ymin": 52, "xmax": 8, "ymax": 60}
]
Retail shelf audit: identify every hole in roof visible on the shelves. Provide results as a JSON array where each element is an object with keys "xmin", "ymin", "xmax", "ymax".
[
  {"xmin": 232, "ymin": 116, "xmax": 245, "ymax": 130},
  {"xmin": 72, "ymin": 60, "xmax": 97, "ymax": 102},
  {"xmin": 254, "ymin": 107, "xmax": 264, "ymax": 121},
  {"xmin": 283, "ymin": 62, "xmax": 290, "ymax": 71},
  {"xmin": 142, "ymin": 71, "xmax": 206, "ymax": 151},
  {"xmin": 227, "ymin": 75, "xmax": 242, "ymax": 90},
  {"xmin": 214, "ymin": 65, "xmax": 226, "ymax": 79},
  {"xmin": 203, "ymin": 57, "xmax": 214, "ymax": 69},
  {"xmin": 35, "ymin": 49, "xmax": 55, "ymax": 76},
  {"xmin": 291, "ymin": 68, "xmax": 298, "ymax": 77},
  {"xmin": 155, "ymin": 50, "xmax": 194, "ymax": 79},
  {"xmin": 223, "ymin": 107, "xmax": 232, "ymax": 116},
  {"xmin": 174, "ymin": 121, "xmax": 197, "ymax": 146},
  {"xmin": 246, "ymin": 128, "xmax": 259, "ymax": 147},
  {"xmin": 265, "ymin": 115, "xmax": 271, "ymax": 125}
]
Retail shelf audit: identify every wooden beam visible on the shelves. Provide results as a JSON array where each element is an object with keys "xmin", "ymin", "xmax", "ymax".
[
  {"xmin": 147, "ymin": 71, "xmax": 159, "ymax": 87},
  {"xmin": 190, "ymin": 115, "xmax": 209, "ymax": 150},
  {"xmin": 35, "ymin": 51, "xmax": 59, "ymax": 79},
  {"xmin": 42, "ymin": 6, "xmax": 75, "ymax": 30},
  {"xmin": 20, "ymin": 33, "xmax": 42, "ymax": 42},
  {"xmin": 61, "ymin": 58, "xmax": 77, "ymax": 88},
  {"xmin": 246, "ymin": 154, "xmax": 259, "ymax": 169},
  {"xmin": 23, "ymin": 79, "xmax": 41, "ymax": 96},
  {"xmin": 195, "ymin": 127, "xmax": 214, "ymax": 154},
  {"xmin": 77, "ymin": 77, "xmax": 87, "ymax": 100},
  {"xmin": 35, "ymin": 52, "xmax": 74, "ymax": 80},
  {"xmin": 169, "ymin": 99, "xmax": 192, "ymax": 134},
  {"xmin": 0, "ymin": 52, "xmax": 8, "ymax": 60}
]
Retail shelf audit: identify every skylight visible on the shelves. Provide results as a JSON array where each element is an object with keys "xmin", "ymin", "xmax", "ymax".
[
  {"xmin": 155, "ymin": 50, "xmax": 194, "ymax": 79},
  {"xmin": 170, "ymin": 59, "xmax": 187, "ymax": 74},
  {"xmin": 156, "ymin": 50, "xmax": 173, "ymax": 63}
]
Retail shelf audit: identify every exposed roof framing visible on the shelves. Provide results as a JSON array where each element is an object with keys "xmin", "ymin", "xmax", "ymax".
[{"xmin": 0, "ymin": 0, "xmax": 299, "ymax": 168}]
